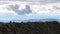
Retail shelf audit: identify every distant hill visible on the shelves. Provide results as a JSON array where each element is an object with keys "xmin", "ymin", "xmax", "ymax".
[{"xmin": 12, "ymin": 19, "xmax": 60, "ymax": 22}]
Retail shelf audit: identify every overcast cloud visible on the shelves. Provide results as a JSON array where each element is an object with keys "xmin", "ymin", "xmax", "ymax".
[
  {"xmin": 0, "ymin": 0, "xmax": 60, "ymax": 4},
  {"xmin": 0, "ymin": 0, "xmax": 60, "ymax": 22}
]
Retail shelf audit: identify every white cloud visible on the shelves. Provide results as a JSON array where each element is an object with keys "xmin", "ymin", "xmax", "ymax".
[{"xmin": 0, "ymin": 1, "xmax": 60, "ymax": 21}]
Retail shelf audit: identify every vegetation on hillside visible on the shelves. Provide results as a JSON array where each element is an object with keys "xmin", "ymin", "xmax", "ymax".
[{"xmin": 0, "ymin": 21, "xmax": 60, "ymax": 34}]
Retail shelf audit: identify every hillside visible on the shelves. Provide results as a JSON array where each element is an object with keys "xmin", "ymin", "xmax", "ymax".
[{"xmin": 0, "ymin": 21, "xmax": 60, "ymax": 34}]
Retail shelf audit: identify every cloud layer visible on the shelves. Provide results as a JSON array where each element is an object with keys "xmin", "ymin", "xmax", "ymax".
[
  {"xmin": 8, "ymin": 5, "xmax": 32, "ymax": 15},
  {"xmin": 0, "ymin": 1, "xmax": 60, "ymax": 16},
  {"xmin": 0, "ymin": 1, "xmax": 60, "ymax": 22},
  {"xmin": 0, "ymin": 0, "xmax": 60, "ymax": 5}
]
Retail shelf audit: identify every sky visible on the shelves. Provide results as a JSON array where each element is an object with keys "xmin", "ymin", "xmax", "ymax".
[{"xmin": 0, "ymin": 0, "xmax": 60, "ymax": 22}]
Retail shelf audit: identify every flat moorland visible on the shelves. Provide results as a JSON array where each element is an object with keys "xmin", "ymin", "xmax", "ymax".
[{"xmin": 0, "ymin": 21, "xmax": 60, "ymax": 34}]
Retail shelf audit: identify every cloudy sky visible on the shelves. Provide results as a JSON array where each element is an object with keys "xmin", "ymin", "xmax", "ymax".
[{"xmin": 0, "ymin": 0, "xmax": 60, "ymax": 22}]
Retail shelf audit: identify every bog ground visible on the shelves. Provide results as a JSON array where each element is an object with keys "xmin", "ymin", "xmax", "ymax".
[{"xmin": 0, "ymin": 21, "xmax": 60, "ymax": 34}]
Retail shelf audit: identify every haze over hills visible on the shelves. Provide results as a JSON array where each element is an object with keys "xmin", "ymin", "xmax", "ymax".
[{"xmin": 10, "ymin": 18, "xmax": 60, "ymax": 22}]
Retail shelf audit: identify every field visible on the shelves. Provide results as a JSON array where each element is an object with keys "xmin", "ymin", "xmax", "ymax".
[{"xmin": 0, "ymin": 21, "xmax": 60, "ymax": 34}]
